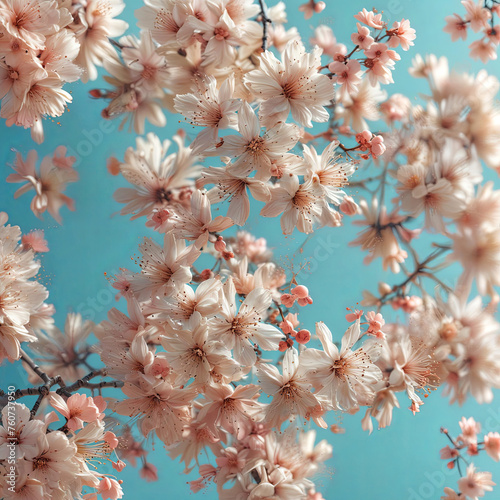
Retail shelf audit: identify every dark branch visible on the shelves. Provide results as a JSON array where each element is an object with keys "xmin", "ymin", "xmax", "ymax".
[{"xmin": 258, "ymin": 0, "xmax": 272, "ymax": 51}]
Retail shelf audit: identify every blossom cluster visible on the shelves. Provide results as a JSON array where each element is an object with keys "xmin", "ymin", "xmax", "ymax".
[
  {"xmin": 444, "ymin": 0, "xmax": 500, "ymax": 62},
  {"xmin": 440, "ymin": 417, "xmax": 498, "ymax": 499},
  {"xmin": 6, "ymin": 146, "xmax": 78, "ymax": 223},
  {"xmin": 0, "ymin": 213, "xmax": 51, "ymax": 363},
  {"xmin": 0, "ymin": 394, "xmax": 125, "ymax": 499},
  {"xmin": 3, "ymin": 1, "xmax": 500, "ymax": 500},
  {"xmin": 0, "ymin": 0, "xmax": 128, "ymax": 142}
]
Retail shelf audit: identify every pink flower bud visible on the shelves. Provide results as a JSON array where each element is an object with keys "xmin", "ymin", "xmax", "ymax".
[
  {"xmin": 104, "ymin": 431, "xmax": 119, "ymax": 449},
  {"xmin": 314, "ymin": 1, "xmax": 326, "ymax": 13},
  {"xmin": 295, "ymin": 329, "xmax": 311, "ymax": 344},
  {"xmin": 378, "ymin": 282, "xmax": 392, "ymax": 295},
  {"xmin": 278, "ymin": 341, "xmax": 288, "ymax": 352},
  {"xmin": 199, "ymin": 268, "xmax": 214, "ymax": 281},
  {"xmin": 112, "ymin": 460, "xmax": 126, "ymax": 472},
  {"xmin": 297, "ymin": 296, "xmax": 313, "ymax": 306},
  {"xmin": 214, "ymin": 236, "xmax": 226, "ymax": 252},
  {"xmin": 280, "ymin": 320, "xmax": 294, "ymax": 334},
  {"xmin": 340, "ymin": 195, "xmax": 359, "ymax": 216},
  {"xmin": 370, "ymin": 135, "xmax": 386, "ymax": 158},
  {"xmin": 291, "ymin": 285, "xmax": 309, "ymax": 298},
  {"xmin": 281, "ymin": 293, "xmax": 296, "ymax": 308}
]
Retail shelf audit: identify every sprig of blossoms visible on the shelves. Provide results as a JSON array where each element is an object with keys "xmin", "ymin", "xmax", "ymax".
[
  {"xmin": 440, "ymin": 417, "xmax": 497, "ymax": 499},
  {"xmin": 0, "ymin": 0, "xmax": 128, "ymax": 142},
  {"xmin": 444, "ymin": 0, "xmax": 500, "ymax": 63}
]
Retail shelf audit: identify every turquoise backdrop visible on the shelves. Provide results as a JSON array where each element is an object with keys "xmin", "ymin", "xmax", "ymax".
[{"xmin": 1, "ymin": 1, "xmax": 499, "ymax": 498}]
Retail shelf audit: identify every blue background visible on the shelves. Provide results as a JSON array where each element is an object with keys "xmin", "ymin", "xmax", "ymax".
[{"xmin": 1, "ymin": 1, "xmax": 500, "ymax": 498}]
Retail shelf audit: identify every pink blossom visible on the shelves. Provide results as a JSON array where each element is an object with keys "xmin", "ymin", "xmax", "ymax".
[
  {"xmin": 22, "ymin": 230, "xmax": 49, "ymax": 252},
  {"xmin": 299, "ymin": 0, "xmax": 326, "ymax": 20},
  {"xmin": 351, "ymin": 23, "xmax": 374, "ymax": 50},
  {"xmin": 388, "ymin": 19, "xmax": 416, "ymax": 50},
  {"xmin": 458, "ymin": 464, "xmax": 495, "ymax": 499},
  {"xmin": 440, "ymin": 445, "xmax": 459, "ymax": 459},
  {"xmin": 49, "ymin": 393, "xmax": 102, "ymax": 431},
  {"xmin": 329, "ymin": 59, "xmax": 362, "ymax": 96},
  {"xmin": 354, "ymin": 8, "xmax": 384, "ymax": 29},
  {"xmin": 345, "ymin": 309, "xmax": 363, "ymax": 322},
  {"xmin": 98, "ymin": 478, "xmax": 124, "ymax": 500},
  {"xmin": 459, "ymin": 417, "xmax": 481, "ymax": 444},
  {"xmin": 462, "ymin": 0, "xmax": 491, "ymax": 32},
  {"xmin": 469, "ymin": 39, "xmax": 497, "ymax": 63},
  {"xmin": 485, "ymin": 432, "xmax": 500, "ymax": 461},
  {"xmin": 140, "ymin": 462, "xmax": 159, "ymax": 482},
  {"xmin": 444, "ymin": 14, "xmax": 468, "ymax": 41},
  {"xmin": 365, "ymin": 311, "xmax": 385, "ymax": 338}
]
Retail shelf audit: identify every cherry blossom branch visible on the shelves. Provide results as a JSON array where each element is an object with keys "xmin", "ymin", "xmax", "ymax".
[
  {"xmin": 58, "ymin": 369, "xmax": 123, "ymax": 395},
  {"xmin": 0, "ymin": 365, "xmax": 123, "ymax": 415},
  {"xmin": 20, "ymin": 348, "xmax": 51, "ymax": 385},
  {"xmin": 258, "ymin": 0, "xmax": 272, "ymax": 51},
  {"xmin": 376, "ymin": 246, "xmax": 452, "ymax": 307}
]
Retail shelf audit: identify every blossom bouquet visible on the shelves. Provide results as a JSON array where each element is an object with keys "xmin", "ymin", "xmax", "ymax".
[{"xmin": 1, "ymin": 0, "xmax": 500, "ymax": 499}]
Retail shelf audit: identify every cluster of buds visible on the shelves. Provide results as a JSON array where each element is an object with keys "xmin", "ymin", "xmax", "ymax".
[
  {"xmin": 281, "ymin": 285, "xmax": 314, "ymax": 308},
  {"xmin": 391, "ymin": 295, "xmax": 423, "ymax": 313},
  {"xmin": 279, "ymin": 311, "xmax": 312, "ymax": 349},
  {"xmin": 214, "ymin": 236, "xmax": 235, "ymax": 261},
  {"xmin": 355, "ymin": 130, "xmax": 387, "ymax": 159}
]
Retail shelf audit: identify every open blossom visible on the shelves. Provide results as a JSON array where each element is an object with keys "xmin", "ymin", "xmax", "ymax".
[
  {"xmin": 449, "ymin": 227, "xmax": 500, "ymax": 296},
  {"xmin": 469, "ymin": 39, "xmax": 497, "ymax": 63},
  {"xmin": 444, "ymin": 14, "xmax": 468, "ymax": 41},
  {"xmin": 184, "ymin": 10, "xmax": 242, "ymax": 67},
  {"xmin": 174, "ymin": 76, "xmax": 239, "ymax": 154},
  {"xmin": 73, "ymin": 0, "xmax": 128, "ymax": 82},
  {"xmin": 210, "ymin": 101, "xmax": 301, "ymax": 180},
  {"xmin": 113, "ymin": 133, "xmax": 201, "ymax": 220},
  {"xmin": 300, "ymin": 320, "xmax": 382, "ymax": 411},
  {"xmin": 195, "ymin": 383, "xmax": 263, "ymax": 440},
  {"xmin": 350, "ymin": 198, "xmax": 409, "ymax": 273},
  {"xmin": 244, "ymin": 40, "xmax": 334, "ymax": 128},
  {"xmin": 0, "ymin": 403, "xmax": 45, "ymax": 460},
  {"xmin": 25, "ymin": 430, "xmax": 78, "ymax": 485},
  {"xmin": 351, "ymin": 23, "xmax": 374, "ymax": 50},
  {"xmin": 461, "ymin": 0, "xmax": 491, "ymax": 32},
  {"xmin": 21, "ymin": 230, "xmax": 49, "ymax": 253},
  {"xmin": 388, "ymin": 19, "xmax": 416, "ymax": 51},
  {"xmin": 209, "ymin": 281, "xmax": 282, "ymax": 366},
  {"xmin": 484, "ymin": 432, "xmax": 500, "ymax": 461},
  {"xmin": 354, "ymin": 8, "xmax": 383, "ymax": 29},
  {"xmin": 165, "ymin": 189, "xmax": 234, "ymax": 248},
  {"xmin": 196, "ymin": 166, "xmax": 271, "ymax": 226},
  {"xmin": 310, "ymin": 25, "xmax": 347, "ymax": 57},
  {"xmin": 130, "ymin": 233, "xmax": 200, "ymax": 300},
  {"xmin": 261, "ymin": 175, "xmax": 340, "ymax": 235},
  {"xmin": 458, "ymin": 464, "xmax": 495, "ymax": 499},
  {"xmin": 303, "ymin": 141, "xmax": 355, "ymax": 205},
  {"xmin": 6, "ymin": 148, "xmax": 78, "ymax": 223},
  {"xmin": 257, "ymin": 347, "xmax": 326, "ymax": 430},
  {"xmin": 161, "ymin": 312, "xmax": 238, "ymax": 385},
  {"xmin": 329, "ymin": 59, "xmax": 362, "ymax": 97},
  {"xmin": 114, "ymin": 375, "xmax": 192, "ymax": 446},
  {"xmin": 49, "ymin": 393, "xmax": 102, "ymax": 431}
]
